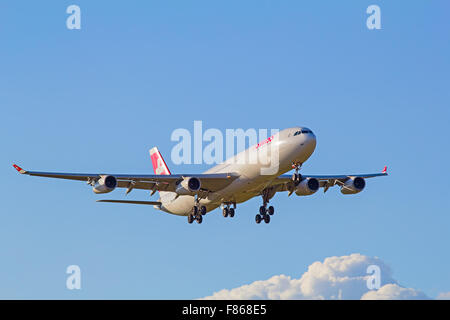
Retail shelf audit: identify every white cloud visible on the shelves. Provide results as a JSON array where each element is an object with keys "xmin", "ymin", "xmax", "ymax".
[
  {"xmin": 201, "ymin": 253, "xmax": 431, "ymax": 300},
  {"xmin": 361, "ymin": 284, "xmax": 428, "ymax": 300},
  {"xmin": 436, "ymin": 292, "xmax": 450, "ymax": 300}
]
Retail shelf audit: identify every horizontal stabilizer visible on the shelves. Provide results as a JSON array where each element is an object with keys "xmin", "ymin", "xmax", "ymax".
[{"xmin": 96, "ymin": 200, "xmax": 162, "ymax": 205}]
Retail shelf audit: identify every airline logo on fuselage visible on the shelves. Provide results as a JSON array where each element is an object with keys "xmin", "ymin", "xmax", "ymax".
[{"xmin": 255, "ymin": 135, "xmax": 274, "ymax": 150}]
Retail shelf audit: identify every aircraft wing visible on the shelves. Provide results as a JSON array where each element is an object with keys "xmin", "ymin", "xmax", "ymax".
[
  {"xmin": 270, "ymin": 166, "xmax": 388, "ymax": 193},
  {"xmin": 12, "ymin": 164, "xmax": 239, "ymax": 194}
]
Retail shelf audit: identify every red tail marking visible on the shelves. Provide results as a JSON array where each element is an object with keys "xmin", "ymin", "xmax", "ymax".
[
  {"xmin": 149, "ymin": 148, "xmax": 171, "ymax": 175},
  {"xmin": 12, "ymin": 164, "xmax": 26, "ymax": 174}
]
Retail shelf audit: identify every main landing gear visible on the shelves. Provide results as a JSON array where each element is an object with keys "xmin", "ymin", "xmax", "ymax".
[
  {"xmin": 255, "ymin": 205, "xmax": 274, "ymax": 224},
  {"xmin": 255, "ymin": 188, "xmax": 275, "ymax": 224},
  {"xmin": 222, "ymin": 203, "xmax": 236, "ymax": 218},
  {"xmin": 187, "ymin": 196, "xmax": 207, "ymax": 224}
]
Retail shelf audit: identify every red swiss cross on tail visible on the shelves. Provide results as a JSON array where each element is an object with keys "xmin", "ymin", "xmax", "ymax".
[{"xmin": 149, "ymin": 147, "xmax": 171, "ymax": 175}]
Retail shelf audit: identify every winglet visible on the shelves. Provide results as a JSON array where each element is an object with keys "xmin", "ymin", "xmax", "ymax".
[
  {"xmin": 13, "ymin": 164, "xmax": 27, "ymax": 174},
  {"xmin": 382, "ymin": 166, "xmax": 388, "ymax": 174}
]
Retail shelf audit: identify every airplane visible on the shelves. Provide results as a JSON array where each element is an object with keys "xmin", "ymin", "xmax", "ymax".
[{"xmin": 12, "ymin": 126, "xmax": 387, "ymax": 224}]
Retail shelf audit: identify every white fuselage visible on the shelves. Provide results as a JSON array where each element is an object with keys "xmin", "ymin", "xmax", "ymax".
[{"xmin": 157, "ymin": 127, "xmax": 317, "ymax": 216}]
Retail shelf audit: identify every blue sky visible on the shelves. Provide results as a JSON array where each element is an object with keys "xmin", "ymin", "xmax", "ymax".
[{"xmin": 1, "ymin": 1, "xmax": 449, "ymax": 299}]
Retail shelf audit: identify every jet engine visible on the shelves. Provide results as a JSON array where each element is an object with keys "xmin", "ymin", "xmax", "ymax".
[
  {"xmin": 175, "ymin": 177, "xmax": 201, "ymax": 195},
  {"xmin": 340, "ymin": 177, "xmax": 366, "ymax": 194},
  {"xmin": 93, "ymin": 175, "xmax": 117, "ymax": 194},
  {"xmin": 295, "ymin": 178, "xmax": 319, "ymax": 196}
]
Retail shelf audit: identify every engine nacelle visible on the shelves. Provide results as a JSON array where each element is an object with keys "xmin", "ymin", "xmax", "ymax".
[
  {"xmin": 175, "ymin": 177, "xmax": 201, "ymax": 195},
  {"xmin": 93, "ymin": 175, "xmax": 117, "ymax": 194},
  {"xmin": 295, "ymin": 178, "xmax": 319, "ymax": 196},
  {"xmin": 340, "ymin": 177, "xmax": 366, "ymax": 194}
]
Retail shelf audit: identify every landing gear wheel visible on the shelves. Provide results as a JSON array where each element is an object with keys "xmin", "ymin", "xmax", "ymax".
[
  {"xmin": 187, "ymin": 214, "xmax": 194, "ymax": 224},
  {"xmin": 223, "ymin": 208, "xmax": 229, "ymax": 217},
  {"xmin": 292, "ymin": 173, "xmax": 302, "ymax": 185},
  {"xmin": 229, "ymin": 208, "xmax": 235, "ymax": 218},
  {"xmin": 268, "ymin": 206, "xmax": 274, "ymax": 216},
  {"xmin": 259, "ymin": 206, "xmax": 267, "ymax": 215},
  {"xmin": 192, "ymin": 206, "xmax": 198, "ymax": 215},
  {"xmin": 196, "ymin": 214, "xmax": 203, "ymax": 224},
  {"xmin": 264, "ymin": 214, "xmax": 270, "ymax": 224},
  {"xmin": 255, "ymin": 214, "xmax": 262, "ymax": 224},
  {"xmin": 292, "ymin": 163, "xmax": 302, "ymax": 184},
  {"xmin": 200, "ymin": 206, "xmax": 207, "ymax": 215}
]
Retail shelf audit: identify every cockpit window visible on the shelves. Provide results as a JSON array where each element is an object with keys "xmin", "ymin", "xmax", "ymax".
[{"xmin": 293, "ymin": 129, "xmax": 312, "ymax": 136}]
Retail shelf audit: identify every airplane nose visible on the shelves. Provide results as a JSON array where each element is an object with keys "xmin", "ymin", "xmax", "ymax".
[
  {"xmin": 304, "ymin": 132, "xmax": 316, "ymax": 154},
  {"xmin": 308, "ymin": 134, "xmax": 316, "ymax": 149},
  {"xmin": 295, "ymin": 128, "xmax": 316, "ymax": 152}
]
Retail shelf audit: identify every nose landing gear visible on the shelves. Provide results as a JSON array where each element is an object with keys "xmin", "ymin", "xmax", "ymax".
[{"xmin": 291, "ymin": 162, "xmax": 303, "ymax": 185}]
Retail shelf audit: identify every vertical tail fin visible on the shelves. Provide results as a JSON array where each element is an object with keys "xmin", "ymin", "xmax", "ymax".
[{"xmin": 149, "ymin": 147, "xmax": 171, "ymax": 175}]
